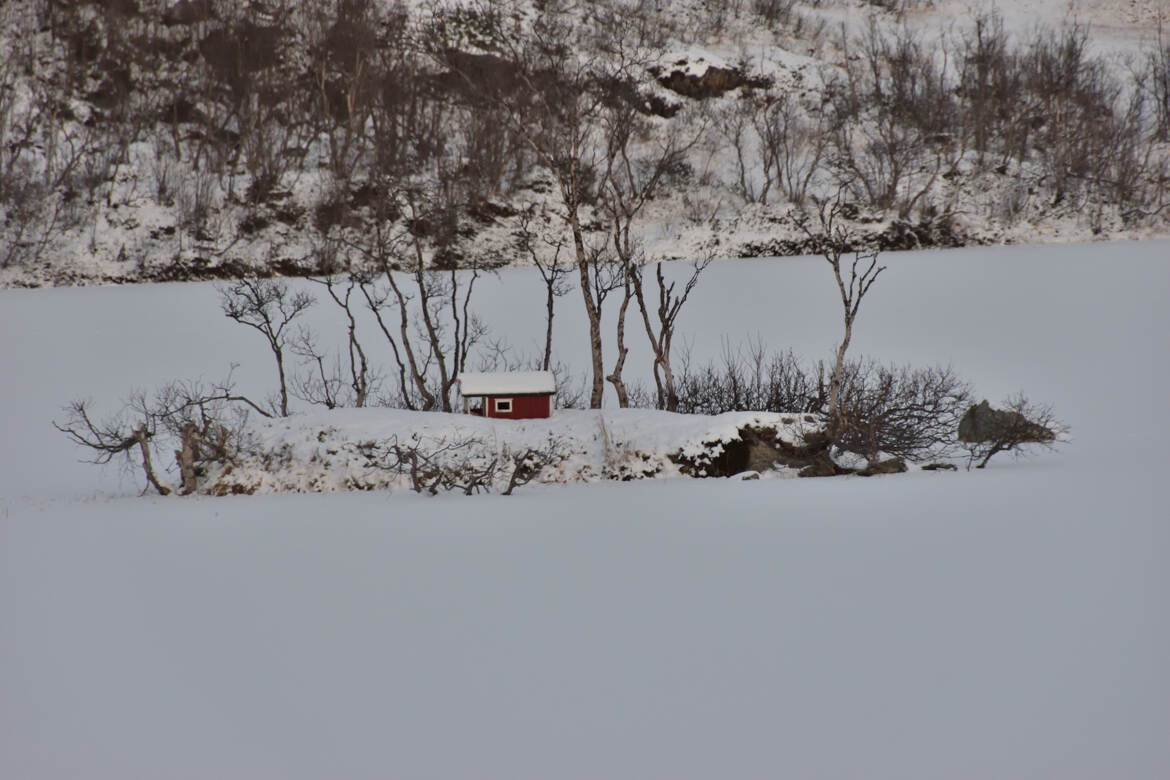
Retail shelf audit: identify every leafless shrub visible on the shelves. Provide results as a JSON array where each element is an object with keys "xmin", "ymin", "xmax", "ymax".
[
  {"xmin": 752, "ymin": 0, "xmax": 798, "ymax": 28},
  {"xmin": 386, "ymin": 433, "xmax": 497, "ymax": 495},
  {"xmin": 178, "ymin": 164, "xmax": 220, "ymax": 241},
  {"xmin": 674, "ymin": 343, "xmax": 972, "ymax": 464},
  {"xmin": 502, "ymin": 437, "xmax": 566, "ymax": 495},
  {"xmin": 761, "ymin": 92, "xmax": 828, "ymax": 205},
  {"xmin": 834, "ymin": 360, "xmax": 973, "ymax": 463},
  {"xmin": 379, "ymin": 432, "xmax": 564, "ymax": 496},
  {"xmin": 149, "ymin": 137, "xmax": 176, "ymax": 205},
  {"xmin": 1019, "ymin": 24, "xmax": 1126, "ymax": 207},
  {"xmin": 1145, "ymin": 21, "xmax": 1170, "ymax": 142},
  {"xmin": 674, "ymin": 341, "xmax": 825, "ymax": 416},
  {"xmin": 290, "ymin": 328, "xmax": 347, "ymax": 410},
  {"xmin": 552, "ymin": 363, "xmax": 589, "ymax": 410},
  {"xmin": 714, "ymin": 94, "xmax": 762, "ymax": 204},
  {"xmin": 0, "ymin": 174, "xmax": 63, "ymax": 269},
  {"xmin": 715, "ymin": 88, "xmax": 828, "ymax": 207},
  {"xmin": 956, "ymin": 11, "xmax": 1021, "ymax": 167},
  {"xmin": 827, "ymin": 21, "xmax": 956, "ymax": 217},
  {"xmin": 304, "ymin": 0, "xmax": 379, "ymax": 187}
]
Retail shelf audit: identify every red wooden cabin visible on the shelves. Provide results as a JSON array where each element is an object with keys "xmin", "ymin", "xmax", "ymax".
[{"xmin": 456, "ymin": 371, "xmax": 556, "ymax": 420}]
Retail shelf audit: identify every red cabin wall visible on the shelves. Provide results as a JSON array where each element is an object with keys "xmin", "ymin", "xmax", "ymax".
[{"xmin": 484, "ymin": 394, "xmax": 552, "ymax": 420}]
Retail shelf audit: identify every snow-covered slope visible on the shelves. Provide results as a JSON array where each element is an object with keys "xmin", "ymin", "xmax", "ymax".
[{"xmin": 2, "ymin": 0, "xmax": 1167, "ymax": 287}]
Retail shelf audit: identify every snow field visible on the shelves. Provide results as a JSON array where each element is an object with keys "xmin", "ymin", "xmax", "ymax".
[{"xmin": 1, "ymin": 240, "xmax": 1168, "ymax": 778}]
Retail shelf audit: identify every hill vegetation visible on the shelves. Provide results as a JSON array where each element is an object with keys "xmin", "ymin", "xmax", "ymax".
[{"xmin": 1, "ymin": 0, "xmax": 1168, "ymax": 286}]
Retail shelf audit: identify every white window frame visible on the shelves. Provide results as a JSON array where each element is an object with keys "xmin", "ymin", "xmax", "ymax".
[{"xmin": 494, "ymin": 398, "xmax": 513, "ymax": 413}]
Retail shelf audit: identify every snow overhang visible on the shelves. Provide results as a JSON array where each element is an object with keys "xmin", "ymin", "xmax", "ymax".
[{"xmin": 457, "ymin": 371, "xmax": 556, "ymax": 396}]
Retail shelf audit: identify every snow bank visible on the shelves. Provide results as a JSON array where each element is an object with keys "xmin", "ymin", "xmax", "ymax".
[{"xmin": 208, "ymin": 408, "xmax": 827, "ymax": 495}]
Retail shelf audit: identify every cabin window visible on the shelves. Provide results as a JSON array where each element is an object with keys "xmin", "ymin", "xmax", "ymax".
[{"xmin": 494, "ymin": 398, "xmax": 512, "ymax": 413}]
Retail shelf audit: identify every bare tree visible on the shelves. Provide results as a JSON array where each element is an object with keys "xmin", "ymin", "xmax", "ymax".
[
  {"xmin": 308, "ymin": 273, "xmax": 375, "ymax": 407},
  {"xmin": 515, "ymin": 208, "xmax": 572, "ymax": 371},
  {"xmin": 632, "ymin": 255, "xmax": 712, "ymax": 411},
  {"xmin": 794, "ymin": 196, "xmax": 886, "ymax": 421},
  {"xmin": 344, "ymin": 190, "xmax": 487, "ymax": 412},
  {"xmin": 220, "ymin": 278, "xmax": 315, "ymax": 417},
  {"xmin": 438, "ymin": 2, "xmax": 668, "ymax": 407},
  {"xmin": 54, "ymin": 400, "xmax": 172, "ymax": 496},
  {"xmin": 54, "ymin": 371, "xmax": 265, "ymax": 496},
  {"xmin": 597, "ymin": 92, "xmax": 705, "ymax": 407}
]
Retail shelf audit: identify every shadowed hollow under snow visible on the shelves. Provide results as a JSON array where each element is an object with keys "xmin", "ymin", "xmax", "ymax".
[{"xmin": 1, "ymin": 241, "xmax": 1168, "ymax": 778}]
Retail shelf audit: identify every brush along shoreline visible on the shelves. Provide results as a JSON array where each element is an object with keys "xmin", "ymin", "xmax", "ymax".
[{"xmin": 203, "ymin": 408, "xmax": 926, "ymax": 497}]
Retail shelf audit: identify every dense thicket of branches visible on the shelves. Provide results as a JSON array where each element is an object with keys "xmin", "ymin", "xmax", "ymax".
[
  {"xmin": 2, "ymin": 0, "xmax": 1167, "ymax": 279},
  {"xmin": 673, "ymin": 343, "xmax": 974, "ymax": 463}
]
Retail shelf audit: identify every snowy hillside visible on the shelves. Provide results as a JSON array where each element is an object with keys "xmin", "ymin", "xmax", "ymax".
[
  {"xmin": 2, "ymin": 240, "xmax": 1167, "ymax": 778},
  {"xmin": 2, "ymin": 0, "xmax": 1168, "ymax": 286}
]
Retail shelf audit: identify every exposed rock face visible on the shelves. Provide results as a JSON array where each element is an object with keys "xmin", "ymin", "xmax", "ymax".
[
  {"xmin": 670, "ymin": 421, "xmax": 916, "ymax": 479},
  {"xmin": 163, "ymin": 0, "xmax": 213, "ymax": 26},
  {"xmin": 797, "ymin": 455, "xmax": 849, "ymax": 478},
  {"xmin": 958, "ymin": 400, "xmax": 1055, "ymax": 444},
  {"xmin": 857, "ymin": 458, "xmax": 907, "ymax": 476},
  {"xmin": 654, "ymin": 65, "xmax": 772, "ymax": 99},
  {"xmin": 670, "ymin": 420, "xmax": 831, "ymax": 477}
]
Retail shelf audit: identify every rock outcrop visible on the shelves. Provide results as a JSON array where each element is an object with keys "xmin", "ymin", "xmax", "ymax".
[{"xmin": 958, "ymin": 400, "xmax": 1055, "ymax": 444}]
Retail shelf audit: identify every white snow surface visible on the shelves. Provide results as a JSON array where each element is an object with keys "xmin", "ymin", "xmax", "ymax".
[
  {"xmin": 2, "ymin": 241, "xmax": 1169, "ymax": 778},
  {"xmin": 457, "ymin": 370, "xmax": 557, "ymax": 397},
  {"xmin": 207, "ymin": 408, "xmax": 823, "ymax": 494}
]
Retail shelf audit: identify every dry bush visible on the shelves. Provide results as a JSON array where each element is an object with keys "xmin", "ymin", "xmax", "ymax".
[
  {"xmin": 379, "ymin": 433, "xmax": 564, "ymax": 496},
  {"xmin": 1145, "ymin": 22, "xmax": 1170, "ymax": 142},
  {"xmin": 826, "ymin": 21, "xmax": 957, "ymax": 217},
  {"xmin": 833, "ymin": 360, "xmax": 972, "ymax": 462},
  {"xmin": 674, "ymin": 343, "xmax": 973, "ymax": 464},
  {"xmin": 752, "ymin": 0, "xmax": 799, "ymax": 28},
  {"xmin": 674, "ymin": 342, "xmax": 825, "ymax": 416}
]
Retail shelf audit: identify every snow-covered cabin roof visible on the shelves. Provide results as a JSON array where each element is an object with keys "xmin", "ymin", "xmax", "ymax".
[{"xmin": 457, "ymin": 371, "xmax": 556, "ymax": 396}]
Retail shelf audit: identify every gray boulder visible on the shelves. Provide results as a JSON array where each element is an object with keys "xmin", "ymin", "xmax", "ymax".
[{"xmin": 958, "ymin": 400, "xmax": 1055, "ymax": 444}]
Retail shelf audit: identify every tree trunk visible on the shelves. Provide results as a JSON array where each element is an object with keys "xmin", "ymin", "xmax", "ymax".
[
  {"xmin": 607, "ymin": 272, "xmax": 633, "ymax": 407},
  {"xmin": 569, "ymin": 211, "xmax": 605, "ymax": 408},
  {"xmin": 275, "ymin": 350, "xmax": 289, "ymax": 417},
  {"xmin": 543, "ymin": 283, "xmax": 555, "ymax": 371},
  {"xmin": 176, "ymin": 422, "xmax": 199, "ymax": 495},
  {"xmin": 133, "ymin": 426, "xmax": 170, "ymax": 496},
  {"xmin": 829, "ymin": 319, "xmax": 852, "ymax": 419}
]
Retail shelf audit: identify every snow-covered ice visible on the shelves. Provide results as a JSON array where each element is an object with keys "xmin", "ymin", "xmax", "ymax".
[{"xmin": 1, "ymin": 241, "xmax": 1168, "ymax": 778}]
